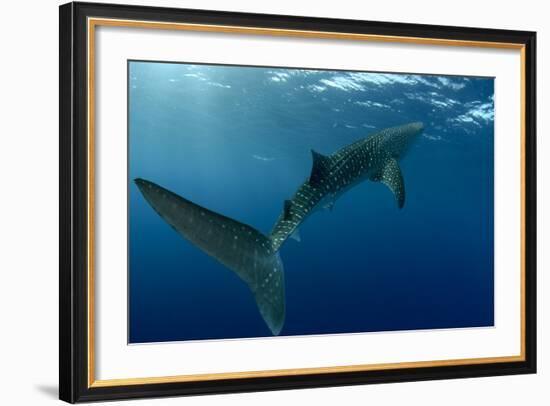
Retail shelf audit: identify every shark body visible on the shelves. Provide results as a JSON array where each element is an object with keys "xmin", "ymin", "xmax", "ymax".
[
  {"xmin": 270, "ymin": 121, "xmax": 424, "ymax": 250},
  {"xmin": 135, "ymin": 122, "xmax": 424, "ymax": 336}
]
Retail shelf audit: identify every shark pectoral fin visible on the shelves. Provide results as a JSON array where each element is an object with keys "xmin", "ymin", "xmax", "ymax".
[
  {"xmin": 135, "ymin": 178, "xmax": 285, "ymax": 335},
  {"xmin": 376, "ymin": 158, "xmax": 405, "ymax": 209},
  {"xmin": 290, "ymin": 228, "xmax": 301, "ymax": 242},
  {"xmin": 309, "ymin": 149, "xmax": 332, "ymax": 187}
]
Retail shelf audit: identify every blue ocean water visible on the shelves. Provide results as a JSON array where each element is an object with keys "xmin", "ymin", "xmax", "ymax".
[{"xmin": 128, "ymin": 61, "xmax": 494, "ymax": 343}]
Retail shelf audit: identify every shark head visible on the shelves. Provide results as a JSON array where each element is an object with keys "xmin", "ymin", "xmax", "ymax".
[
  {"xmin": 398, "ymin": 121, "xmax": 424, "ymax": 143},
  {"xmin": 377, "ymin": 121, "xmax": 424, "ymax": 159},
  {"xmin": 409, "ymin": 121, "xmax": 424, "ymax": 134}
]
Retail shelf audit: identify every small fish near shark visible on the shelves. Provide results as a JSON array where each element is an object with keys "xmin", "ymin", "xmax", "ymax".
[{"xmin": 135, "ymin": 121, "xmax": 424, "ymax": 336}]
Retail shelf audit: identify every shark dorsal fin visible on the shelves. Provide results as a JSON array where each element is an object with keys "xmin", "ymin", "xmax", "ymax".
[
  {"xmin": 283, "ymin": 200, "xmax": 292, "ymax": 220},
  {"xmin": 374, "ymin": 158, "xmax": 405, "ymax": 209},
  {"xmin": 309, "ymin": 149, "xmax": 332, "ymax": 187}
]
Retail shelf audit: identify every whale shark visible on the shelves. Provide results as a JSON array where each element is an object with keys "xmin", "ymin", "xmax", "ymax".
[
  {"xmin": 269, "ymin": 121, "xmax": 424, "ymax": 250},
  {"xmin": 135, "ymin": 121, "xmax": 424, "ymax": 336}
]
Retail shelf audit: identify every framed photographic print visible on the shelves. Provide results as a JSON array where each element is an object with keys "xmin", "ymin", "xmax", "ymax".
[{"xmin": 59, "ymin": 1, "xmax": 536, "ymax": 403}]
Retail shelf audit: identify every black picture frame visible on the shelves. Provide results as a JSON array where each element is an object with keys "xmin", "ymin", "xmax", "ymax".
[{"xmin": 60, "ymin": 1, "xmax": 536, "ymax": 403}]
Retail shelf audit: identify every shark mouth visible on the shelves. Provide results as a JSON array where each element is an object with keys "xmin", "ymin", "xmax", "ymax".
[{"xmin": 135, "ymin": 178, "xmax": 285, "ymax": 335}]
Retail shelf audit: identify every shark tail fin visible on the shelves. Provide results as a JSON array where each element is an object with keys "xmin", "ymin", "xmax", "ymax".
[{"xmin": 135, "ymin": 178, "xmax": 285, "ymax": 335}]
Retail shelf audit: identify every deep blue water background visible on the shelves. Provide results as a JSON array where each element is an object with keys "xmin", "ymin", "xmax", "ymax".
[{"xmin": 128, "ymin": 61, "xmax": 494, "ymax": 343}]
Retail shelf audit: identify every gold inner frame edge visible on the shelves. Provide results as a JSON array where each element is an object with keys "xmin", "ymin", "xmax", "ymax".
[{"xmin": 87, "ymin": 17, "xmax": 527, "ymax": 388}]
